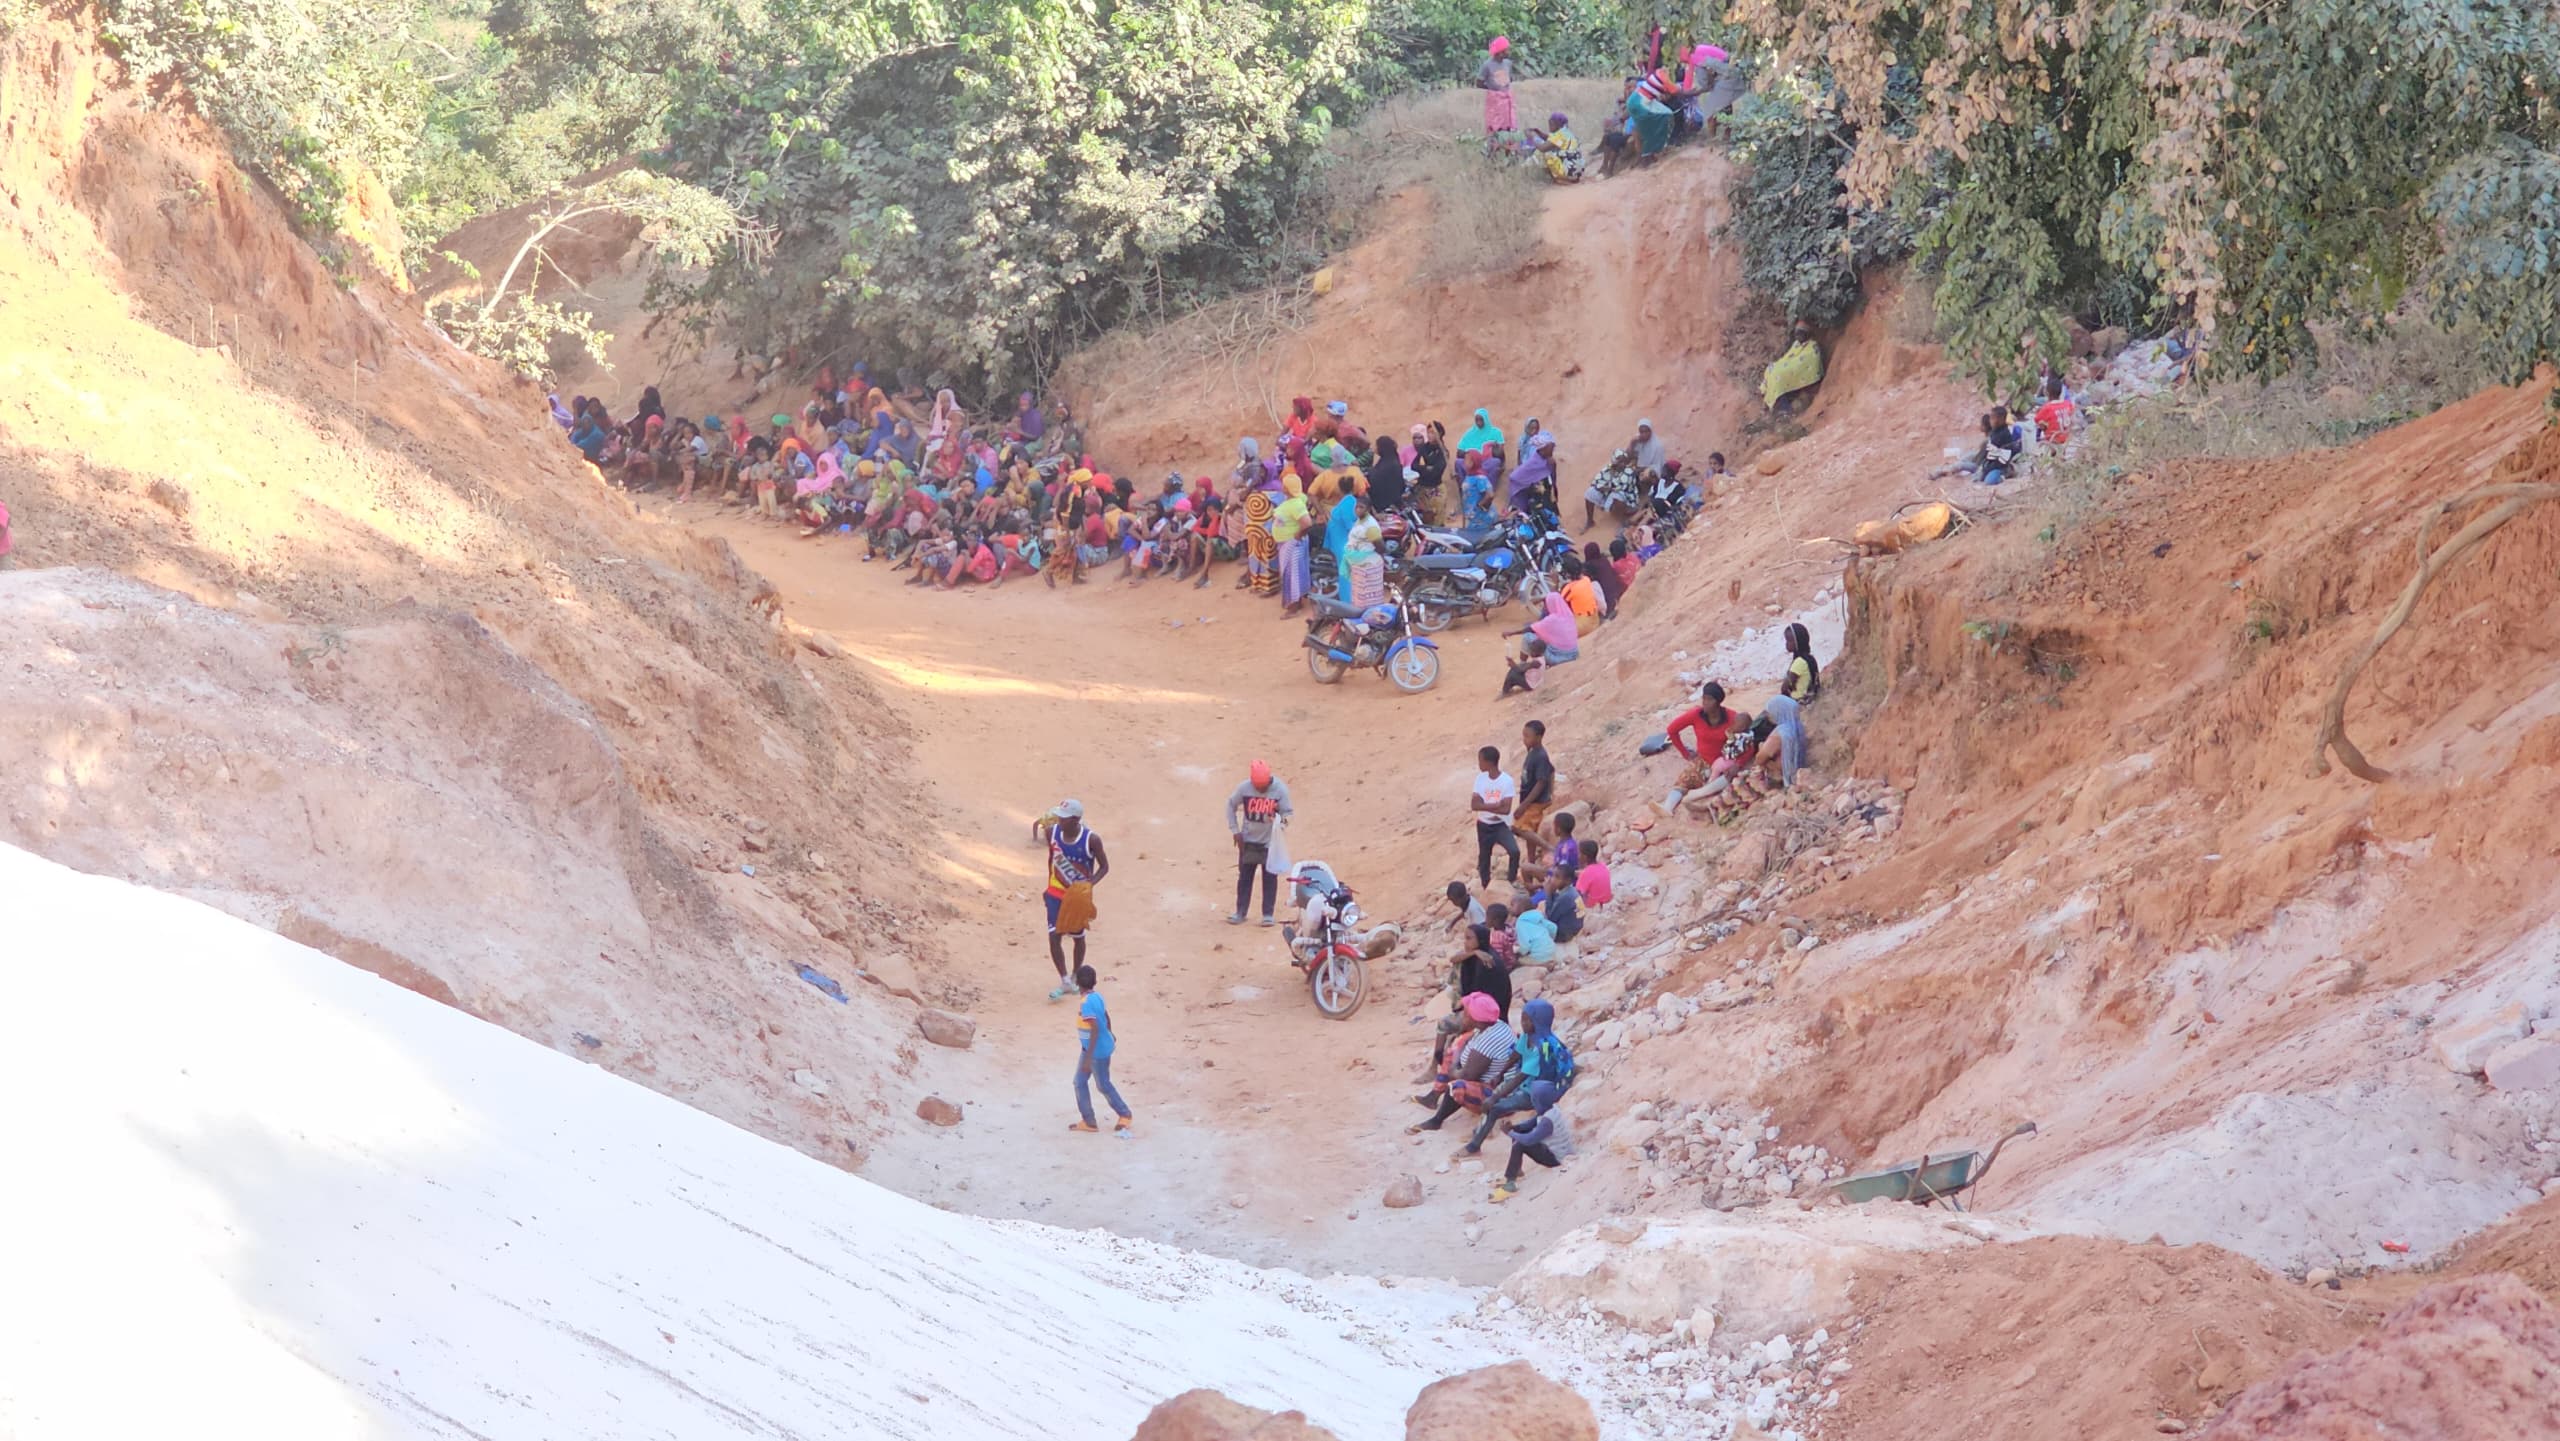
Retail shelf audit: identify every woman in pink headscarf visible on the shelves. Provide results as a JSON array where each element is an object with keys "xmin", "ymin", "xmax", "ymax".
[
  {"xmin": 1500, "ymin": 593, "xmax": 1581, "ymax": 696},
  {"xmin": 1476, "ymin": 37, "xmax": 1516, "ymax": 148},
  {"xmin": 1689, "ymin": 43, "xmax": 1744, "ymax": 139},
  {"xmin": 1409, "ymin": 991, "xmax": 1517, "ymax": 1134},
  {"xmin": 793, "ymin": 450, "xmax": 844, "ymax": 534}
]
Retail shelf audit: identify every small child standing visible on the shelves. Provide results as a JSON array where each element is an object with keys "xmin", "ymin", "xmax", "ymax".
[{"xmin": 1069, "ymin": 964, "xmax": 1134, "ymax": 1136}]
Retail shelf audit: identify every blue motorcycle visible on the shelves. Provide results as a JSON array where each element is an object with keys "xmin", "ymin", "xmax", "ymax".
[
  {"xmin": 1302, "ymin": 587, "xmax": 1441, "ymax": 693},
  {"xmin": 1402, "ymin": 545, "xmax": 1521, "ymax": 632}
]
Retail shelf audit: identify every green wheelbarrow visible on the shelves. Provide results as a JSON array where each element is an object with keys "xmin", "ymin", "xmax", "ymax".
[{"xmin": 1828, "ymin": 1121, "xmax": 2038, "ymax": 1211}]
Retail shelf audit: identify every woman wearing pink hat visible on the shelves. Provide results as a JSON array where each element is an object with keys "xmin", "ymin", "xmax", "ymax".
[
  {"xmin": 1476, "ymin": 36, "xmax": 1517, "ymax": 150},
  {"xmin": 1689, "ymin": 42, "xmax": 1746, "ymax": 139}
]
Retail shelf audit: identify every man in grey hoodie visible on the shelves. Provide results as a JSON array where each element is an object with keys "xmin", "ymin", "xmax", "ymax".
[{"xmin": 1225, "ymin": 760, "xmax": 1293, "ymax": 925}]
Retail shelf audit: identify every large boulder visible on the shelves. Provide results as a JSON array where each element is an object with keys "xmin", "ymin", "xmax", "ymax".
[
  {"xmin": 1404, "ymin": 1362, "xmax": 1594, "ymax": 1441},
  {"xmin": 916, "ymin": 1008, "xmax": 977, "ymax": 1049},
  {"xmin": 858, "ymin": 949, "xmax": 927, "ymax": 1004},
  {"xmin": 2201, "ymin": 1274, "xmax": 2560, "ymax": 1440},
  {"xmin": 1132, "ymin": 1390, "xmax": 1340, "ymax": 1441}
]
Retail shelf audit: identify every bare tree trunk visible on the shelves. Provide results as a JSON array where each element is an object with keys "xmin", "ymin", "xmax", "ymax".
[{"xmin": 2312, "ymin": 481, "xmax": 2560, "ymax": 781}]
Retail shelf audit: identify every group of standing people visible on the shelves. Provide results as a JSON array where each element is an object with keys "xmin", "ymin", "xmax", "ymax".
[
  {"xmin": 1227, "ymin": 399, "xmax": 1531, "ymax": 615},
  {"xmin": 1031, "ymin": 758, "xmax": 1300, "ymax": 1140},
  {"xmin": 1033, "ymin": 800, "xmax": 1138, "ymax": 1137}
]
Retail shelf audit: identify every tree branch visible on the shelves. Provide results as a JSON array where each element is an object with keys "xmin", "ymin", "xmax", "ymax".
[{"xmin": 2312, "ymin": 480, "xmax": 2560, "ymax": 781}]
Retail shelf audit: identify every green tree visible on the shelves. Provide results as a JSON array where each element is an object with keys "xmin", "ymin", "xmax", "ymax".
[
  {"xmin": 1728, "ymin": 0, "xmax": 2560, "ymax": 392},
  {"xmin": 97, "ymin": 0, "xmax": 439, "ymax": 238},
  {"xmin": 430, "ymin": 170, "xmax": 743, "ymax": 379},
  {"xmin": 658, "ymin": 0, "xmax": 1376, "ymax": 390}
]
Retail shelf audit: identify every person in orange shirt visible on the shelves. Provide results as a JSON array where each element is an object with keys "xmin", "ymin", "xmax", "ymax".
[{"xmin": 1558, "ymin": 559, "xmax": 1604, "ymax": 636}]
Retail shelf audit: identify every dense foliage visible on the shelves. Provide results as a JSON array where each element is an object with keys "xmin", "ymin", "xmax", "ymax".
[
  {"xmin": 655, "ymin": 0, "xmax": 1695, "ymax": 390},
  {"xmin": 398, "ymin": 0, "xmax": 762, "ymax": 256},
  {"xmin": 63, "ymin": 0, "xmax": 1675, "ymax": 385},
  {"xmin": 1722, "ymin": 79, "xmax": 1919, "ymax": 330},
  {"xmin": 1728, "ymin": 0, "xmax": 2560, "ymax": 395},
  {"xmin": 93, "ymin": 0, "xmax": 437, "ymax": 237},
  {"xmin": 428, "ymin": 170, "xmax": 744, "ymax": 378}
]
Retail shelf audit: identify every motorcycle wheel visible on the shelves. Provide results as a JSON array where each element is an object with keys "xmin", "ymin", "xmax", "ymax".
[
  {"xmin": 1408, "ymin": 585, "xmax": 1458, "ymax": 634},
  {"xmin": 1516, "ymin": 569, "xmax": 1552, "ymax": 608},
  {"xmin": 1309, "ymin": 953, "xmax": 1368, "ymax": 1019},
  {"xmin": 1388, "ymin": 642, "xmax": 1441, "ymax": 694},
  {"xmin": 1305, "ymin": 644, "xmax": 1349, "ymax": 685}
]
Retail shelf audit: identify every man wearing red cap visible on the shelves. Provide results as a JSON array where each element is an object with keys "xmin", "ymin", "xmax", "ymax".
[{"xmin": 1224, "ymin": 761, "xmax": 1295, "ymax": 926}]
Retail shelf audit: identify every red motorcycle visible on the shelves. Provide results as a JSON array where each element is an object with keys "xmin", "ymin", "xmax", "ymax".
[{"xmin": 1277, "ymin": 860, "xmax": 1370, "ymax": 1019}]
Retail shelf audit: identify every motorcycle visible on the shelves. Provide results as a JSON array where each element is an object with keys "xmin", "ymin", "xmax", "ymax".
[
  {"xmin": 1510, "ymin": 507, "xmax": 1576, "ymax": 587},
  {"xmin": 1302, "ymin": 587, "xmax": 1441, "ymax": 693},
  {"xmin": 1402, "ymin": 546, "xmax": 1519, "ymax": 632},
  {"xmin": 1279, "ymin": 860, "xmax": 1371, "ymax": 1019}
]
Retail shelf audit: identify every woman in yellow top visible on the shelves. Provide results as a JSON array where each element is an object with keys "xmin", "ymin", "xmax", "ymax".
[
  {"xmin": 1271, "ymin": 477, "xmax": 1314, "ymax": 615},
  {"xmin": 1559, "ymin": 559, "xmax": 1604, "ymax": 637},
  {"xmin": 1307, "ymin": 441, "xmax": 1362, "ymax": 512}
]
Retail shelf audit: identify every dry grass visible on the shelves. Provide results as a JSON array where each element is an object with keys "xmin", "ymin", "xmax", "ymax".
[
  {"xmin": 1068, "ymin": 283, "xmax": 1314, "ymax": 418},
  {"xmin": 1318, "ymin": 77, "xmax": 1626, "ymax": 286},
  {"xmin": 1317, "ymin": 78, "xmax": 1628, "ymax": 218},
  {"xmin": 1066, "ymin": 76, "xmax": 1626, "ymax": 404},
  {"xmin": 1412, "ymin": 151, "xmax": 1546, "ymax": 283}
]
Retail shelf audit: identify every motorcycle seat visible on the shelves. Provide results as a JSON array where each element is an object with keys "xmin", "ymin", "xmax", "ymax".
[
  {"xmin": 1409, "ymin": 553, "xmax": 1488, "ymax": 573},
  {"xmin": 1309, "ymin": 596, "xmax": 1370, "ymax": 620}
]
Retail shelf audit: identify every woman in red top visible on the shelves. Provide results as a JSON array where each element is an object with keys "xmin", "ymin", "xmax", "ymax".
[
  {"xmin": 1283, "ymin": 397, "xmax": 1316, "ymax": 448},
  {"xmin": 1656, "ymin": 681, "xmax": 1746, "ymax": 816}
]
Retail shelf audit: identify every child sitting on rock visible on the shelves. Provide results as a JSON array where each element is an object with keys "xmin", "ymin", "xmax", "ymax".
[{"xmin": 1575, "ymin": 842, "xmax": 1612, "ymax": 908}]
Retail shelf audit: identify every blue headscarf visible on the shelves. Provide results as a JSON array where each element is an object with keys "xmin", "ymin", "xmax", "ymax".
[{"xmin": 1522, "ymin": 996, "xmax": 1555, "ymax": 1038}]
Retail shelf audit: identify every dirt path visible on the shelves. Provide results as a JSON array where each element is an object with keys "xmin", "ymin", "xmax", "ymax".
[{"xmin": 674, "ymin": 506, "xmax": 1596, "ymax": 1281}]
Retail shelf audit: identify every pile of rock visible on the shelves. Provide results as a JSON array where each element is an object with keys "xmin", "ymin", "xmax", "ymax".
[
  {"xmin": 1824, "ymin": 776, "xmax": 1906, "ymax": 842},
  {"xmin": 1602, "ymin": 1100, "xmax": 1846, "ymax": 1210},
  {"xmin": 1577, "ymin": 989, "xmax": 1702, "ymax": 1052},
  {"xmin": 2073, "ymin": 337, "xmax": 2183, "ymax": 408},
  {"xmin": 1478, "ymin": 1295, "xmax": 1834, "ymax": 1441}
]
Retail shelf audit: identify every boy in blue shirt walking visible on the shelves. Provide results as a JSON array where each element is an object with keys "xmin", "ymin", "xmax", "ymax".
[{"xmin": 1069, "ymin": 964, "xmax": 1134, "ymax": 1136}]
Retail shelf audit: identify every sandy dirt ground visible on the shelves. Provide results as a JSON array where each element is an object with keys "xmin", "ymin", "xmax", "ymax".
[{"xmin": 672, "ymin": 504, "xmax": 1583, "ymax": 1280}]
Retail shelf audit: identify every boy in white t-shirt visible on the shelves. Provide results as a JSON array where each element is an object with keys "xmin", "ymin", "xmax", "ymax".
[{"xmin": 1470, "ymin": 744, "xmax": 1522, "ymax": 887}]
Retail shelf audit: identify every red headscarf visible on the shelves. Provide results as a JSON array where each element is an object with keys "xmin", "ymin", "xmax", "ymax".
[{"xmin": 1284, "ymin": 397, "xmax": 1315, "ymax": 445}]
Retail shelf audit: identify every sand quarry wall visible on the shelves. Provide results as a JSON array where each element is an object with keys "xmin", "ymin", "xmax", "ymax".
[
  {"xmin": 1444, "ymin": 375, "xmax": 2560, "ymax": 1279},
  {"xmin": 1057, "ymin": 95, "xmax": 2560, "ymax": 1276},
  {"xmin": 0, "ymin": 17, "xmax": 945, "ymax": 1165}
]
